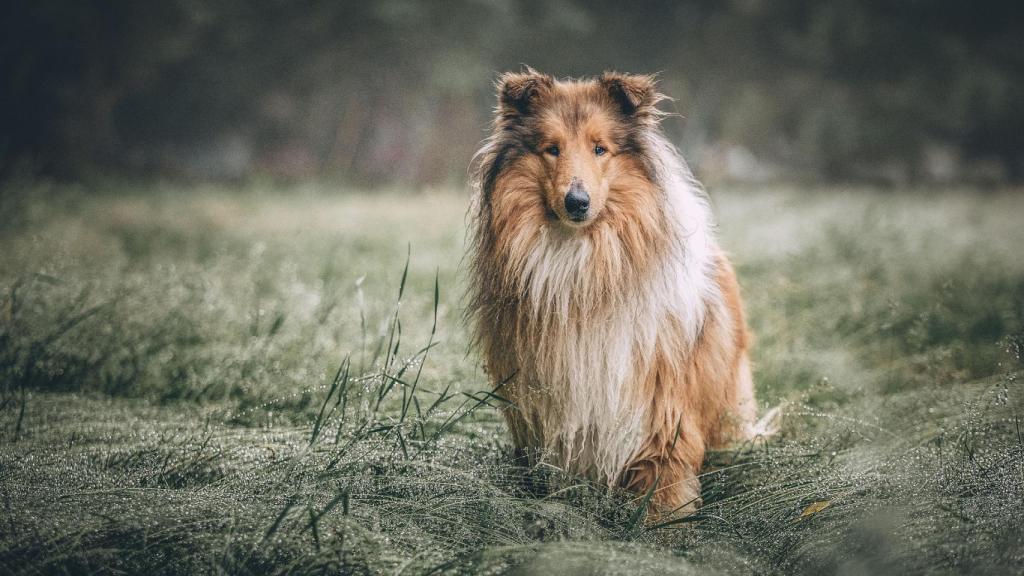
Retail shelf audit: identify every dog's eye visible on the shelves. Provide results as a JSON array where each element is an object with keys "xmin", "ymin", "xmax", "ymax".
[
  {"xmin": 594, "ymin": 145, "xmax": 607, "ymax": 156},
  {"xmin": 544, "ymin": 145, "xmax": 560, "ymax": 157}
]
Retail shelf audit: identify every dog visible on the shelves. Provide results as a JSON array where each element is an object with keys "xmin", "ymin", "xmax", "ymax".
[{"xmin": 467, "ymin": 69, "xmax": 772, "ymax": 516}]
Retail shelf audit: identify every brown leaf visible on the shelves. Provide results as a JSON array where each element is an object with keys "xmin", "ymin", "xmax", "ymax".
[{"xmin": 796, "ymin": 500, "xmax": 832, "ymax": 521}]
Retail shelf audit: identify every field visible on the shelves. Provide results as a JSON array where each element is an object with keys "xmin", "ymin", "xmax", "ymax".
[{"xmin": 2, "ymin": 181, "xmax": 1023, "ymax": 575}]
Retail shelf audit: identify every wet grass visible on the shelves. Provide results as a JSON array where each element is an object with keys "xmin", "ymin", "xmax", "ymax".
[{"xmin": 1, "ymin": 181, "xmax": 1023, "ymax": 574}]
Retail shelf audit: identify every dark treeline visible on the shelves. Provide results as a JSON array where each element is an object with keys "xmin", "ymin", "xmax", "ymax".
[{"xmin": 2, "ymin": 0, "xmax": 1022, "ymax": 185}]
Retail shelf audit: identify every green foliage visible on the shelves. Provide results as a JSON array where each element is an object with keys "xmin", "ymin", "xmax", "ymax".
[
  {"xmin": 2, "ymin": 183, "xmax": 1023, "ymax": 574},
  {"xmin": 3, "ymin": 1, "xmax": 1022, "ymax": 182}
]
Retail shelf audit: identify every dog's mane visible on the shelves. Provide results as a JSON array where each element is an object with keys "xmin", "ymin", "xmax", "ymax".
[{"xmin": 465, "ymin": 78, "xmax": 721, "ymax": 481}]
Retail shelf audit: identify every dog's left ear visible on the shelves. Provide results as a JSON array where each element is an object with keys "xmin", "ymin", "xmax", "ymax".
[{"xmin": 599, "ymin": 72, "xmax": 664, "ymax": 122}]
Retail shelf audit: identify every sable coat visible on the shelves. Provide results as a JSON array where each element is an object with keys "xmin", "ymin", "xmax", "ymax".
[{"xmin": 467, "ymin": 70, "xmax": 757, "ymax": 513}]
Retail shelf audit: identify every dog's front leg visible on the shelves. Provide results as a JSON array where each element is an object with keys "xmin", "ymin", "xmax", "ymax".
[{"xmin": 621, "ymin": 419, "xmax": 705, "ymax": 519}]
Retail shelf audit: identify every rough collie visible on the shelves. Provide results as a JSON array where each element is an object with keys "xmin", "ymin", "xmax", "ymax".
[{"xmin": 467, "ymin": 69, "xmax": 768, "ymax": 515}]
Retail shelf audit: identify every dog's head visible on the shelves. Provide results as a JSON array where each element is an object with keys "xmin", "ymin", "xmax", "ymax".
[{"xmin": 483, "ymin": 69, "xmax": 666, "ymax": 229}]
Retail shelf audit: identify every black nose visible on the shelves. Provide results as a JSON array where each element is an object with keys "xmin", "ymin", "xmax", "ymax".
[{"xmin": 564, "ymin": 185, "xmax": 590, "ymax": 220}]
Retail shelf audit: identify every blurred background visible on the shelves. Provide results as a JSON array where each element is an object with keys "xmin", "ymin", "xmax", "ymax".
[
  {"xmin": 2, "ymin": 0, "xmax": 1023, "ymax": 187},
  {"xmin": 3, "ymin": 3, "xmax": 1024, "ymax": 573}
]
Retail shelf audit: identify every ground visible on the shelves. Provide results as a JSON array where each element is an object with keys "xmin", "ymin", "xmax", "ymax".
[{"xmin": 1, "ymin": 181, "xmax": 1022, "ymax": 575}]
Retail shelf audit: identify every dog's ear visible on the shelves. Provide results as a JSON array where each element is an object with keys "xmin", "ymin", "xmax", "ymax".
[
  {"xmin": 599, "ymin": 72, "xmax": 664, "ymax": 122},
  {"xmin": 497, "ymin": 68, "xmax": 553, "ymax": 117}
]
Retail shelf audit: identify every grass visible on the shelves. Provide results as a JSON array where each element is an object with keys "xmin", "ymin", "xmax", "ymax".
[{"xmin": 1, "ymin": 180, "xmax": 1022, "ymax": 575}]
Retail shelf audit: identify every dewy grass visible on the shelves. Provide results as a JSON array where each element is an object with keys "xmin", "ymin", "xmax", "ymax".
[{"xmin": 1, "ymin": 182, "xmax": 1023, "ymax": 574}]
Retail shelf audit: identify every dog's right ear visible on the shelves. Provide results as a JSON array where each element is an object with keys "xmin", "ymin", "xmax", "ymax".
[{"xmin": 497, "ymin": 68, "xmax": 553, "ymax": 117}]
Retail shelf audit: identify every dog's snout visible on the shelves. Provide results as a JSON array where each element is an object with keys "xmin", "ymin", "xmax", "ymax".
[{"xmin": 564, "ymin": 182, "xmax": 590, "ymax": 221}]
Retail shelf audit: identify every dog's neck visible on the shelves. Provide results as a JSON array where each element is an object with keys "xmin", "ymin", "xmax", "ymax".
[{"xmin": 518, "ymin": 133, "xmax": 717, "ymax": 348}]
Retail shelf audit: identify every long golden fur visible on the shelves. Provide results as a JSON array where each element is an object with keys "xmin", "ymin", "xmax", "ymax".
[{"xmin": 467, "ymin": 69, "xmax": 761, "ymax": 515}]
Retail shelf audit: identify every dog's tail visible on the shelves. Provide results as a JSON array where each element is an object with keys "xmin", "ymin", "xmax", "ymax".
[{"xmin": 745, "ymin": 404, "xmax": 783, "ymax": 440}]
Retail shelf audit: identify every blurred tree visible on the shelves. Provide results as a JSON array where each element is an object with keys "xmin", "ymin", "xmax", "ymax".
[{"xmin": 1, "ymin": 0, "xmax": 1022, "ymax": 184}]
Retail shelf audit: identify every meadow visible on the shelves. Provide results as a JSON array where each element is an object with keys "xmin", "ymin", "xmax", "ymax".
[{"xmin": 1, "ymin": 181, "xmax": 1022, "ymax": 575}]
